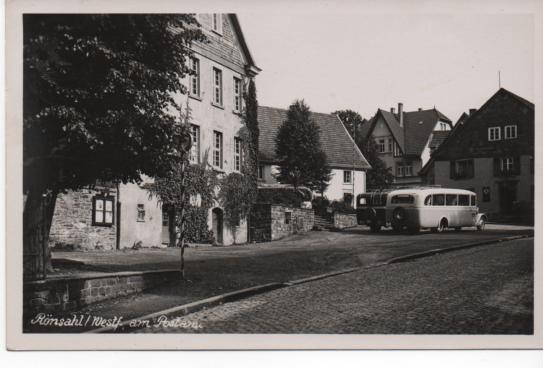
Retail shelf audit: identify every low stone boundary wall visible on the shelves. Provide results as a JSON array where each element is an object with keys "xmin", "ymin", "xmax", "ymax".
[
  {"xmin": 250, "ymin": 204, "xmax": 315, "ymax": 242},
  {"xmin": 333, "ymin": 212, "xmax": 358, "ymax": 230},
  {"xmin": 23, "ymin": 269, "xmax": 180, "ymax": 316}
]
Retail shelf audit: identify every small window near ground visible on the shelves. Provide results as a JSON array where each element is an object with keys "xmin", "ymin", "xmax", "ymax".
[
  {"xmin": 458, "ymin": 195, "xmax": 470, "ymax": 206},
  {"xmin": 285, "ymin": 211, "xmax": 292, "ymax": 225},
  {"xmin": 93, "ymin": 196, "xmax": 114, "ymax": 226},
  {"xmin": 482, "ymin": 187, "xmax": 491, "ymax": 202},
  {"xmin": 137, "ymin": 204, "xmax": 146, "ymax": 222}
]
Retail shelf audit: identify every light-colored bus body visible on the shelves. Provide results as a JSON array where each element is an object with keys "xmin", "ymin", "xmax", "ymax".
[{"xmin": 384, "ymin": 188, "xmax": 486, "ymax": 231}]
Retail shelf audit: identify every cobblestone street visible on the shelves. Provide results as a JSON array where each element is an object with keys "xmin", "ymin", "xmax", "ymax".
[{"xmin": 140, "ymin": 238, "xmax": 533, "ymax": 334}]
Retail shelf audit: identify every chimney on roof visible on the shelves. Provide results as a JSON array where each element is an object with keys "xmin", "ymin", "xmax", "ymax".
[
  {"xmin": 418, "ymin": 107, "xmax": 422, "ymax": 111},
  {"xmin": 469, "ymin": 108, "xmax": 477, "ymax": 115},
  {"xmin": 390, "ymin": 107, "xmax": 395, "ymax": 114},
  {"xmin": 398, "ymin": 103, "xmax": 404, "ymax": 128}
]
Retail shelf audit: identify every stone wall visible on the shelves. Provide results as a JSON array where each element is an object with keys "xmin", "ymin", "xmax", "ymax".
[
  {"xmin": 333, "ymin": 212, "xmax": 358, "ymax": 229},
  {"xmin": 23, "ymin": 270, "xmax": 180, "ymax": 319},
  {"xmin": 250, "ymin": 204, "xmax": 314, "ymax": 242},
  {"xmin": 49, "ymin": 187, "xmax": 117, "ymax": 251}
]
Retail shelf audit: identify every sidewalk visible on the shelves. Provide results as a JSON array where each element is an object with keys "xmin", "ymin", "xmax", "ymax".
[{"xmin": 34, "ymin": 224, "xmax": 532, "ymax": 332}]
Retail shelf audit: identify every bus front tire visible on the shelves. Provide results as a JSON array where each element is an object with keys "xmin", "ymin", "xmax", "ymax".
[
  {"xmin": 477, "ymin": 217, "xmax": 486, "ymax": 231},
  {"xmin": 435, "ymin": 218, "xmax": 447, "ymax": 233}
]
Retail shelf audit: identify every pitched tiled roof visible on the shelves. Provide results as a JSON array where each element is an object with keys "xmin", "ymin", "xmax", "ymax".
[
  {"xmin": 403, "ymin": 109, "xmax": 452, "ymax": 155},
  {"xmin": 366, "ymin": 107, "xmax": 452, "ymax": 157},
  {"xmin": 257, "ymin": 106, "xmax": 371, "ymax": 170},
  {"xmin": 428, "ymin": 130, "xmax": 450, "ymax": 150}
]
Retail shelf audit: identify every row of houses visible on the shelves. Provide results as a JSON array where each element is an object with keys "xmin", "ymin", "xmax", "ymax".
[{"xmin": 49, "ymin": 14, "xmax": 534, "ymax": 251}]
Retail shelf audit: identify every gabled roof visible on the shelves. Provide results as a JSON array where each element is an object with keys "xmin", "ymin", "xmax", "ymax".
[
  {"xmin": 403, "ymin": 109, "xmax": 452, "ymax": 155},
  {"xmin": 364, "ymin": 107, "xmax": 452, "ymax": 157},
  {"xmin": 420, "ymin": 88, "xmax": 534, "ymax": 175},
  {"xmin": 258, "ymin": 106, "xmax": 371, "ymax": 170},
  {"xmin": 228, "ymin": 14, "xmax": 261, "ymax": 75}
]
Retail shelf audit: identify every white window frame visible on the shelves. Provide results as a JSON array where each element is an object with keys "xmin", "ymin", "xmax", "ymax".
[
  {"xmin": 501, "ymin": 157, "xmax": 514, "ymax": 172},
  {"xmin": 212, "ymin": 14, "xmax": 223, "ymax": 34},
  {"xmin": 212, "ymin": 67, "xmax": 223, "ymax": 106},
  {"xmin": 343, "ymin": 170, "xmax": 352, "ymax": 184},
  {"xmin": 504, "ymin": 124, "xmax": 517, "ymax": 139},
  {"xmin": 213, "ymin": 131, "xmax": 223, "ymax": 169},
  {"xmin": 393, "ymin": 141, "xmax": 401, "ymax": 157},
  {"xmin": 396, "ymin": 165, "xmax": 413, "ymax": 177},
  {"xmin": 189, "ymin": 124, "xmax": 200, "ymax": 163},
  {"xmin": 189, "ymin": 57, "xmax": 200, "ymax": 97},
  {"xmin": 234, "ymin": 137, "xmax": 242, "ymax": 172},
  {"xmin": 488, "ymin": 126, "xmax": 501, "ymax": 141},
  {"xmin": 137, "ymin": 204, "xmax": 146, "ymax": 222},
  {"xmin": 377, "ymin": 138, "xmax": 385, "ymax": 153},
  {"xmin": 233, "ymin": 77, "xmax": 242, "ymax": 113},
  {"xmin": 93, "ymin": 196, "xmax": 114, "ymax": 226}
]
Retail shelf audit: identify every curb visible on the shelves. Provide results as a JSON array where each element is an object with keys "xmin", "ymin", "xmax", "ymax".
[
  {"xmin": 385, "ymin": 235, "xmax": 531, "ymax": 265},
  {"xmin": 89, "ymin": 282, "xmax": 284, "ymax": 333},
  {"xmin": 90, "ymin": 234, "xmax": 532, "ymax": 333}
]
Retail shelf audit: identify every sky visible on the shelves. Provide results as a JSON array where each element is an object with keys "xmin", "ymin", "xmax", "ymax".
[{"xmin": 237, "ymin": 12, "xmax": 534, "ymax": 123}]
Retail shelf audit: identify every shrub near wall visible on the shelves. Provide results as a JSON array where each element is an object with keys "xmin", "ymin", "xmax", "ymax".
[{"xmin": 185, "ymin": 206, "xmax": 214, "ymax": 244}]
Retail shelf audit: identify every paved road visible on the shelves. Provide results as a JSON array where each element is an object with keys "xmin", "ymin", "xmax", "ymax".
[{"xmin": 140, "ymin": 238, "xmax": 533, "ymax": 334}]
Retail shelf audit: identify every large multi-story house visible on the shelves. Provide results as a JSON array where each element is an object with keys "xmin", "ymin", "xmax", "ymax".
[
  {"xmin": 420, "ymin": 88, "xmax": 534, "ymax": 221},
  {"xmin": 257, "ymin": 106, "xmax": 371, "ymax": 207},
  {"xmin": 360, "ymin": 103, "xmax": 453, "ymax": 187},
  {"xmin": 49, "ymin": 14, "xmax": 261, "ymax": 249}
]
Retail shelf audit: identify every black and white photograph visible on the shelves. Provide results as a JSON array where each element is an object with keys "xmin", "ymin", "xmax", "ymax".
[{"xmin": 5, "ymin": 0, "xmax": 543, "ymax": 351}]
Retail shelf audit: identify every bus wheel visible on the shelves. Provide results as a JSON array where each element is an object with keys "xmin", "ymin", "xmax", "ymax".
[
  {"xmin": 454, "ymin": 227, "xmax": 462, "ymax": 232},
  {"xmin": 436, "ymin": 218, "xmax": 447, "ymax": 233},
  {"xmin": 477, "ymin": 217, "xmax": 486, "ymax": 231},
  {"xmin": 370, "ymin": 223, "xmax": 381, "ymax": 233}
]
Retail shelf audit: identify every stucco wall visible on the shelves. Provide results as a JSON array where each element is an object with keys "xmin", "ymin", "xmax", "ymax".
[
  {"xmin": 260, "ymin": 165, "xmax": 366, "ymax": 207},
  {"xmin": 119, "ymin": 182, "xmax": 163, "ymax": 249}
]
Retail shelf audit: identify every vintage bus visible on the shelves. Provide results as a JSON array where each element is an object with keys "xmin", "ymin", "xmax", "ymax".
[
  {"xmin": 357, "ymin": 188, "xmax": 487, "ymax": 233},
  {"xmin": 387, "ymin": 188, "xmax": 487, "ymax": 233}
]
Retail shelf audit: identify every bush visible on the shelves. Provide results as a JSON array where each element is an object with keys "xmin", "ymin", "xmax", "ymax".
[
  {"xmin": 329, "ymin": 199, "xmax": 356, "ymax": 214},
  {"xmin": 257, "ymin": 188, "xmax": 305, "ymax": 207},
  {"xmin": 312, "ymin": 196, "xmax": 330, "ymax": 217},
  {"xmin": 184, "ymin": 206, "xmax": 214, "ymax": 243}
]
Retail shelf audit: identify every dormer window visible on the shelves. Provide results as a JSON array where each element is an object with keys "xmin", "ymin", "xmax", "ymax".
[
  {"xmin": 504, "ymin": 125, "xmax": 517, "ymax": 139},
  {"xmin": 212, "ymin": 14, "xmax": 222, "ymax": 34}
]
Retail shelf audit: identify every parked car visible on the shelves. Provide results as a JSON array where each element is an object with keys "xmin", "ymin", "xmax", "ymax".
[{"xmin": 357, "ymin": 187, "xmax": 487, "ymax": 234}]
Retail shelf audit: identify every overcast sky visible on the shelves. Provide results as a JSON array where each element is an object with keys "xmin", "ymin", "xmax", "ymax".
[{"xmin": 238, "ymin": 13, "xmax": 534, "ymax": 123}]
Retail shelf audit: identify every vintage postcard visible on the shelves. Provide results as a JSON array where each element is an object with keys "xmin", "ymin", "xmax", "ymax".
[{"xmin": 5, "ymin": 0, "xmax": 543, "ymax": 350}]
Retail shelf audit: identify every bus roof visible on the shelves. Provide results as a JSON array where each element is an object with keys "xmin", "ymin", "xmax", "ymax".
[{"xmin": 388, "ymin": 188, "xmax": 476, "ymax": 196}]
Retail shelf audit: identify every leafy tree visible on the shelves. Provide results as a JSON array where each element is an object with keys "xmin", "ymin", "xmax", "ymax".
[
  {"xmin": 358, "ymin": 138, "xmax": 394, "ymax": 190},
  {"xmin": 333, "ymin": 109, "xmax": 365, "ymax": 138},
  {"xmin": 275, "ymin": 100, "xmax": 331, "ymax": 191},
  {"xmin": 23, "ymin": 14, "xmax": 204, "ymax": 279}
]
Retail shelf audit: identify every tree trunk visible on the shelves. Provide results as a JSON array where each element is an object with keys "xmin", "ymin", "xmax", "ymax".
[
  {"xmin": 168, "ymin": 206, "xmax": 177, "ymax": 248},
  {"xmin": 23, "ymin": 189, "xmax": 58, "ymax": 281}
]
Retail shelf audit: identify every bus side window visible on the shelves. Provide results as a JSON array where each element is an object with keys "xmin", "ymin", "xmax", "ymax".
[
  {"xmin": 424, "ymin": 195, "xmax": 433, "ymax": 206},
  {"xmin": 459, "ymin": 195, "xmax": 470, "ymax": 206},
  {"xmin": 470, "ymin": 195, "xmax": 476, "ymax": 206},
  {"xmin": 446, "ymin": 194, "xmax": 458, "ymax": 206},
  {"xmin": 433, "ymin": 194, "xmax": 445, "ymax": 206}
]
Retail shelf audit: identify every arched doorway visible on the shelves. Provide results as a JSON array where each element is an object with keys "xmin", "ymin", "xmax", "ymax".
[{"xmin": 211, "ymin": 208, "xmax": 223, "ymax": 245}]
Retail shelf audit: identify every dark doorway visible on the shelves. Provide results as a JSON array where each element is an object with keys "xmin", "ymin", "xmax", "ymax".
[
  {"xmin": 498, "ymin": 181, "xmax": 518, "ymax": 214},
  {"xmin": 212, "ymin": 208, "xmax": 224, "ymax": 245}
]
